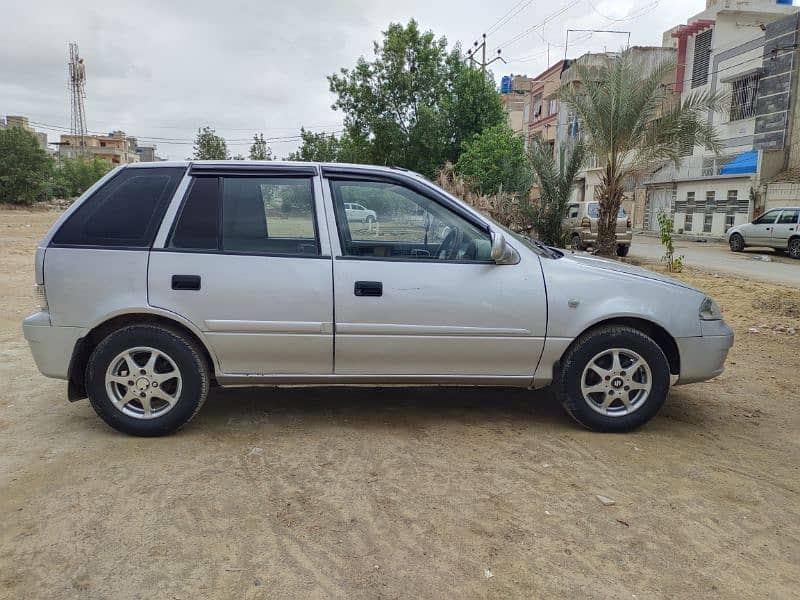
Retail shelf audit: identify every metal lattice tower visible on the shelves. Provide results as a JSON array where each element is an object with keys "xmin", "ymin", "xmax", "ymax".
[{"xmin": 68, "ymin": 42, "xmax": 87, "ymax": 155}]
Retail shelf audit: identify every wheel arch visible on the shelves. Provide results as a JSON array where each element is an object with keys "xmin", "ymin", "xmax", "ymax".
[
  {"xmin": 67, "ymin": 310, "xmax": 218, "ymax": 401},
  {"xmin": 554, "ymin": 316, "xmax": 680, "ymax": 379}
]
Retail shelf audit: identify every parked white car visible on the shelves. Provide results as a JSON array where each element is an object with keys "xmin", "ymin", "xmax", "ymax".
[
  {"xmin": 344, "ymin": 202, "xmax": 377, "ymax": 223},
  {"xmin": 23, "ymin": 162, "xmax": 733, "ymax": 436},
  {"xmin": 726, "ymin": 206, "xmax": 800, "ymax": 258}
]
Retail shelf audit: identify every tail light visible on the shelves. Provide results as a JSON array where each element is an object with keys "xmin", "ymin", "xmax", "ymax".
[
  {"xmin": 627, "ymin": 218, "xmax": 631, "ymax": 228},
  {"xmin": 580, "ymin": 217, "xmax": 591, "ymax": 228},
  {"xmin": 34, "ymin": 283, "xmax": 48, "ymax": 311}
]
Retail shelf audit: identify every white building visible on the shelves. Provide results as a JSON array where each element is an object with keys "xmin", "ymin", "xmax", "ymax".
[{"xmin": 642, "ymin": 0, "xmax": 799, "ymax": 236}]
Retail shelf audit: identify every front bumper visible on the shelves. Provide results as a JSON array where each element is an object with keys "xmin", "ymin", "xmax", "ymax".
[
  {"xmin": 675, "ymin": 320, "xmax": 734, "ymax": 385},
  {"xmin": 22, "ymin": 312, "xmax": 82, "ymax": 380}
]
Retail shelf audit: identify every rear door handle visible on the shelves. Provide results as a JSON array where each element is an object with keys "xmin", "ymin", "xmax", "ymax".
[
  {"xmin": 172, "ymin": 274, "xmax": 201, "ymax": 291},
  {"xmin": 354, "ymin": 281, "xmax": 382, "ymax": 297}
]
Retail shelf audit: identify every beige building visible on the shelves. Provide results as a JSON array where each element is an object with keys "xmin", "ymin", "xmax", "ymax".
[
  {"xmin": 526, "ymin": 60, "xmax": 568, "ymax": 157},
  {"xmin": 500, "ymin": 75, "xmax": 536, "ymax": 136},
  {"xmin": 59, "ymin": 130, "xmax": 140, "ymax": 165},
  {"xmin": 1, "ymin": 115, "xmax": 48, "ymax": 151}
]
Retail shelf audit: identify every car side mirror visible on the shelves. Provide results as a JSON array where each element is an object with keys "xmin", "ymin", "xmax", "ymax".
[{"xmin": 490, "ymin": 232, "xmax": 520, "ymax": 265}]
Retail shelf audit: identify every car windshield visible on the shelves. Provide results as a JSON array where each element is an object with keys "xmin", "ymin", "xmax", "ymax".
[{"xmin": 587, "ymin": 203, "xmax": 626, "ymax": 218}]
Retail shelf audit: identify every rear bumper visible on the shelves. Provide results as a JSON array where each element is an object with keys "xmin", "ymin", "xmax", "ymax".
[
  {"xmin": 675, "ymin": 320, "xmax": 734, "ymax": 385},
  {"xmin": 22, "ymin": 312, "xmax": 82, "ymax": 380},
  {"xmin": 578, "ymin": 230, "xmax": 633, "ymax": 245}
]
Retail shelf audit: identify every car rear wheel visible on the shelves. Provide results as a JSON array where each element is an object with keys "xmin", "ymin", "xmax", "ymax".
[
  {"xmin": 365, "ymin": 215, "xmax": 376, "ymax": 224},
  {"xmin": 571, "ymin": 234, "xmax": 584, "ymax": 251},
  {"xmin": 616, "ymin": 244, "xmax": 630, "ymax": 257},
  {"xmin": 789, "ymin": 237, "xmax": 800, "ymax": 259},
  {"xmin": 86, "ymin": 325, "xmax": 210, "ymax": 436},
  {"xmin": 556, "ymin": 325, "xmax": 670, "ymax": 432},
  {"xmin": 729, "ymin": 233, "xmax": 745, "ymax": 252}
]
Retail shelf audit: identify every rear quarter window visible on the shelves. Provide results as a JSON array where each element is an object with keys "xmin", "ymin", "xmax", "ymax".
[{"xmin": 52, "ymin": 167, "xmax": 185, "ymax": 248}]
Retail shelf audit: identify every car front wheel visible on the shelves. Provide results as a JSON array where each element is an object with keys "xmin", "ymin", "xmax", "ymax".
[
  {"xmin": 729, "ymin": 233, "xmax": 745, "ymax": 252},
  {"xmin": 556, "ymin": 325, "xmax": 670, "ymax": 432},
  {"xmin": 85, "ymin": 325, "xmax": 210, "ymax": 436},
  {"xmin": 616, "ymin": 244, "xmax": 630, "ymax": 257}
]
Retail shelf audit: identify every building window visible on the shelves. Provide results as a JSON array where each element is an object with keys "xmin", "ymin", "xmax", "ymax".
[
  {"xmin": 683, "ymin": 192, "xmax": 695, "ymax": 231},
  {"xmin": 729, "ymin": 73, "xmax": 759, "ymax": 121},
  {"xmin": 692, "ymin": 29, "xmax": 712, "ymax": 89},
  {"xmin": 703, "ymin": 213, "xmax": 713, "ymax": 232},
  {"xmin": 548, "ymin": 98, "xmax": 558, "ymax": 115}
]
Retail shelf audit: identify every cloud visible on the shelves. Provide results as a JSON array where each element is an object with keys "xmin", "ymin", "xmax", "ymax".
[{"xmin": 0, "ymin": 0, "xmax": 705, "ymax": 158}]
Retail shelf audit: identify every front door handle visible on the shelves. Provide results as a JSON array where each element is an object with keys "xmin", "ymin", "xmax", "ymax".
[
  {"xmin": 354, "ymin": 281, "xmax": 382, "ymax": 297},
  {"xmin": 172, "ymin": 274, "xmax": 201, "ymax": 290}
]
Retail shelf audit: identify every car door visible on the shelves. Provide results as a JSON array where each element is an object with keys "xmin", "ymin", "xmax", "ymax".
[
  {"xmin": 149, "ymin": 164, "xmax": 333, "ymax": 375},
  {"xmin": 770, "ymin": 208, "xmax": 799, "ymax": 247},
  {"xmin": 744, "ymin": 209, "xmax": 780, "ymax": 246},
  {"xmin": 323, "ymin": 169, "xmax": 547, "ymax": 380}
]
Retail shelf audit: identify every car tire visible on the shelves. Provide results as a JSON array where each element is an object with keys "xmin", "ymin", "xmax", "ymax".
[
  {"xmin": 729, "ymin": 233, "xmax": 745, "ymax": 252},
  {"xmin": 789, "ymin": 237, "xmax": 800, "ymax": 259},
  {"xmin": 556, "ymin": 325, "xmax": 671, "ymax": 432},
  {"xmin": 571, "ymin": 234, "xmax": 584, "ymax": 251},
  {"xmin": 365, "ymin": 215, "xmax": 376, "ymax": 224},
  {"xmin": 85, "ymin": 325, "xmax": 210, "ymax": 437},
  {"xmin": 616, "ymin": 244, "xmax": 630, "ymax": 257}
]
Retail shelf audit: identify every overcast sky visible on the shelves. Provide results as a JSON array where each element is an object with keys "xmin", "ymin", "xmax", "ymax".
[{"xmin": 0, "ymin": 0, "xmax": 709, "ymax": 159}]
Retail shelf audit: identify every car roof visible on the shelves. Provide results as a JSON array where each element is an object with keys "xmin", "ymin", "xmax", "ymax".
[{"xmin": 127, "ymin": 160, "xmax": 428, "ymax": 180}]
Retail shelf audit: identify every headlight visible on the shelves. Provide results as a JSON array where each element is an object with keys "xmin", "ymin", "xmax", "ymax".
[{"xmin": 699, "ymin": 296, "xmax": 722, "ymax": 321}]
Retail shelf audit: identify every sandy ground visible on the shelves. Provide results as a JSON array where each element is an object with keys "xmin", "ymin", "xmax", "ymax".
[{"xmin": 1, "ymin": 208, "xmax": 799, "ymax": 599}]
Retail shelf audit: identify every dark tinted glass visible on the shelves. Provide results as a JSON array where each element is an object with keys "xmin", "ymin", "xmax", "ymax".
[
  {"xmin": 52, "ymin": 167, "xmax": 184, "ymax": 247},
  {"xmin": 778, "ymin": 209, "xmax": 799, "ymax": 224},
  {"xmin": 221, "ymin": 177, "xmax": 319, "ymax": 255},
  {"xmin": 170, "ymin": 177, "xmax": 219, "ymax": 250}
]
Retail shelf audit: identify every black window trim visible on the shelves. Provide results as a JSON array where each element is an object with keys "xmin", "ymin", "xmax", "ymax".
[
  {"xmin": 49, "ymin": 166, "xmax": 186, "ymax": 250},
  {"xmin": 323, "ymin": 167, "xmax": 494, "ymax": 264},
  {"xmin": 165, "ymin": 173, "xmax": 324, "ymax": 258},
  {"xmin": 189, "ymin": 163, "xmax": 317, "ymax": 178}
]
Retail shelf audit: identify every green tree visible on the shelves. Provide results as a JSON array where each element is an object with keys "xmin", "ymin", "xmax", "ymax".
[
  {"xmin": 249, "ymin": 133, "xmax": 273, "ymax": 160},
  {"xmin": 524, "ymin": 140, "xmax": 585, "ymax": 247},
  {"xmin": 455, "ymin": 124, "xmax": 532, "ymax": 196},
  {"xmin": 286, "ymin": 128, "xmax": 342, "ymax": 162},
  {"xmin": 53, "ymin": 157, "xmax": 111, "ymax": 197},
  {"xmin": 558, "ymin": 52, "xmax": 724, "ymax": 255},
  {"xmin": 192, "ymin": 126, "xmax": 228, "ymax": 160},
  {"xmin": 0, "ymin": 127, "xmax": 52, "ymax": 204},
  {"xmin": 322, "ymin": 19, "xmax": 504, "ymax": 177}
]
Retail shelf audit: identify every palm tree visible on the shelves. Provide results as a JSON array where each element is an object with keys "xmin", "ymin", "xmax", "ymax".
[
  {"xmin": 557, "ymin": 52, "xmax": 725, "ymax": 256},
  {"xmin": 525, "ymin": 139, "xmax": 585, "ymax": 247}
]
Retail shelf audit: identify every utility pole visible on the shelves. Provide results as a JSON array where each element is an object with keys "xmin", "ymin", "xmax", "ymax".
[{"xmin": 467, "ymin": 33, "xmax": 506, "ymax": 72}]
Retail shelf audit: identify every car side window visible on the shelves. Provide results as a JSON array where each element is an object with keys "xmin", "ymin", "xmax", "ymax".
[
  {"xmin": 753, "ymin": 210, "xmax": 779, "ymax": 225},
  {"xmin": 330, "ymin": 179, "xmax": 492, "ymax": 261},
  {"xmin": 568, "ymin": 205, "xmax": 579, "ymax": 219},
  {"xmin": 170, "ymin": 177, "xmax": 220, "ymax": 250},
  {"xmin": 52, "ymin": 167, "xmax": 184, "ymax": 248},
  {"xmin": 777, "ymin": 209, "xmax": 799, "ymax": 224},
  {"xmin": 221, "ymin": 177, "xmax": 319, "ymax": 255}
]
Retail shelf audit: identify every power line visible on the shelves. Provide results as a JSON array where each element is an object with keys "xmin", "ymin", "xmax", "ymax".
[
  {"xmin": 486, "ymin": 0, "xmax": 536, "ymax": 36},
  {"xmin": 496, "ymin": 0, "xmax": 583, "ymax": 50}
]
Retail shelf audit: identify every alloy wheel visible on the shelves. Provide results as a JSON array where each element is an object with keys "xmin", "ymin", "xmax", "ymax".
[
  {"xmin": 104, "ymin": 346, "xmax": 183, "ymax": 419},
  {"xmin": 580, "ymin": 348, "xmax": 652, "ymax": 417}
]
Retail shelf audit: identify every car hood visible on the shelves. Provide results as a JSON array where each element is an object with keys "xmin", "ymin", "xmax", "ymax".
[{"xmin": 559, "ymin": 252, "xmax": 701, "ymax": 292}]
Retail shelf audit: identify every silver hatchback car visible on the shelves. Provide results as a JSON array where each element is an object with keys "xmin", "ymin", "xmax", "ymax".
[
  {"xmin": 726, "ymin": 206, "xmax": 800, "ymax": 258},
  {"xmin": 23, "ymin": 162, "xmax": 733, "ymax": 436}
]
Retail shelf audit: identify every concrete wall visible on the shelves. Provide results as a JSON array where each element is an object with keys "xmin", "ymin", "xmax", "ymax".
[{"xmin": 672, "ymin": 178, "xmax": 752, "ymax": 234}]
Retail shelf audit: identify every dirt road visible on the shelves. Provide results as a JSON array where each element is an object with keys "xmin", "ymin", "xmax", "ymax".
[
  {"xmin": 630, "ymin": 234, "xmax": 800, "ymax": 288},
  {"xmin": 1, "ymin": 208, "xmax": 799, "ymax": 599}
]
